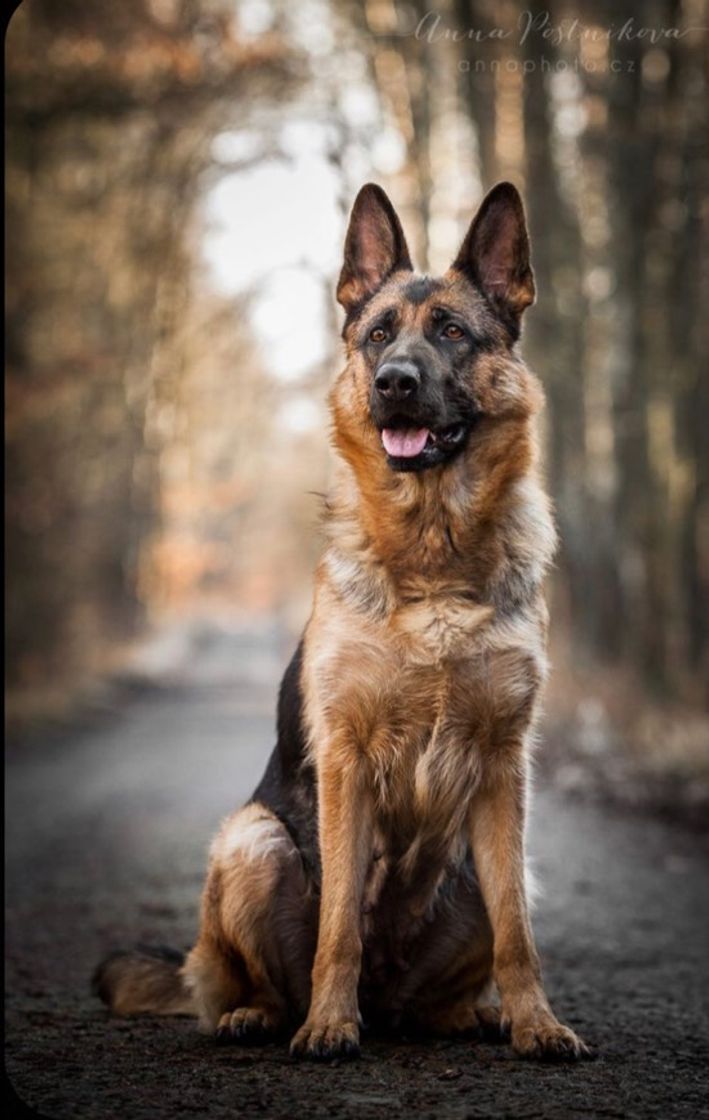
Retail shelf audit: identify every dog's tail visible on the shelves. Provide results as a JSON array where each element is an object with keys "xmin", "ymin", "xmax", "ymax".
[{"xmin": 92, "ymin": 944, "xmax": 196, "ymax": 1017}]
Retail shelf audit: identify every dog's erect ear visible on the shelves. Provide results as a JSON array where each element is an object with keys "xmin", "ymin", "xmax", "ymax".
[
  {"xmin": 452, "ymin": 182, "xmax": 535, "ymax": 328},
  {"xmin": 337, "ymin": 184, "xmax": 413, "ymax": 313}
]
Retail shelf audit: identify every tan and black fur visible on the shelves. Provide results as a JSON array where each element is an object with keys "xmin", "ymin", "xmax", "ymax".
[{"xmin": 94, "ymin": 182, "xmax": 589, "ymax": 1062}]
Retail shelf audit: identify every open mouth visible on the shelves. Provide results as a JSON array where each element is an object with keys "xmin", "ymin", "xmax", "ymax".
[{"xmin": 380, "ymin": 421, "xmax": 470, "ymax": 471}]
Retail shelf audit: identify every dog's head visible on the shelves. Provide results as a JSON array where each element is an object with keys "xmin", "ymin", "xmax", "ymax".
[{"xmin": 332, "ymin": 182, "xmax": 538, "ymax": 474}]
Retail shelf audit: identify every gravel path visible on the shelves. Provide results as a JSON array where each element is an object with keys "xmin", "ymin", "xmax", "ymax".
[{"xmin": 6, "ymin": 627, "xmax": 709, "ymax": 1119}]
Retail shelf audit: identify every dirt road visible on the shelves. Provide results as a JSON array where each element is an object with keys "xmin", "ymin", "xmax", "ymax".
[{"xmin": 6, "ymin": 626, "xmax": 709, "ymax": 1119}]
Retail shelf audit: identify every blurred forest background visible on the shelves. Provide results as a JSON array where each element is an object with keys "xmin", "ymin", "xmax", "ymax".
[{"xmin": 6, "ymin": 1, "xmax": 708, "ymax": 797}]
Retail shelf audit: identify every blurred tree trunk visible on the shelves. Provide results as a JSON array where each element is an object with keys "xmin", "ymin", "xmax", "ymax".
[
  {"xmin": 606, "ymin": 29, "xmax": 663, "ymax": 684},
  {"xmin": 665, "ymin": 11, "xmax": 709, "ymax": 699},
  {"xmin": 453, "ymin": 0, "xmax": 501, "ymax": 185},
  {"xmin": 520, "ymin": 22, "xmax": 595, "ymax": 654}
]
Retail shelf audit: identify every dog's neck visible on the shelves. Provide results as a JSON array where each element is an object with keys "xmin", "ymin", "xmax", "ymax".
[{"xmin": 323, "ymin": 415, "xmax": 557, "ymax": 613}]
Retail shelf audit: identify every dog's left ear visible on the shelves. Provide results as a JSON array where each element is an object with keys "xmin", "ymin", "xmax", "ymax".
[
  {"xmin": 452, "ymin": 182, "xmax": 535, "ymax": 328},
  {"xmin": 337, "ymin": 184, "xmax": 413, "ymax": 313}
]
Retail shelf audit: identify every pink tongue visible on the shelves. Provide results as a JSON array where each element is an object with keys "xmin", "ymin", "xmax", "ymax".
[{"xmin": 382, "ymin": 427, "xmax": 430, "ymax": 458}]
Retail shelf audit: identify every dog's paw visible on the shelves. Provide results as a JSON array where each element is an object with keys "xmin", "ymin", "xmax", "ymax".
[
  {"xmin": 289, "ymin": 1019, "xmax": 360, "ymax": 1061},
  {"xmin": 511, "ymin": 1014, "xmax": 590, "ymax": 1062},
  {"xmin": 215, "ymin": 1006, "xmax": 281, "ymax": 1045}
]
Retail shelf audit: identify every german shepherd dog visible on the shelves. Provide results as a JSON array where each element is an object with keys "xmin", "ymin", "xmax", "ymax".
[{"xmin": 95, "ymin": 182, "xmax": 589, "ymax": 1062}]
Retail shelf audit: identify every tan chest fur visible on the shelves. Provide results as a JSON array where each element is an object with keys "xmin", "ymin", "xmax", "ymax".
[
  {"xmin": 303, "ymin": 571, "xmax": 545, "ymax": 870},
  {"xmin": 392, "ymin": 592, "xmax": 495, "ymax": 663}
]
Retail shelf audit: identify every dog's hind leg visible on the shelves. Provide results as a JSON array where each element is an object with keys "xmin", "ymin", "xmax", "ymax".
[{"xmin": 183, "ymin": 802, "xmax": 316, "ymax": 1044}]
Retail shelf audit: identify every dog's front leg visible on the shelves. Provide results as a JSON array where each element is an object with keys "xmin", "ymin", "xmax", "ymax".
[
  {"xmin": 470, "ymin": 760, "xmax": 589, "ymax": 1060},
  {"xmin": 290, "ymin": 751, "xmax": 372, "ymax": 1060}
]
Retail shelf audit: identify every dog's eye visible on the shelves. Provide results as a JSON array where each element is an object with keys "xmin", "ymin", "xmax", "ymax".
[
  {"xmin": 369, "ymin": 327, "xmax": 388, "ymax": 344},
  {"xmin": 443, "ymin": 323, "xmax": 464, "ymax": 340}
]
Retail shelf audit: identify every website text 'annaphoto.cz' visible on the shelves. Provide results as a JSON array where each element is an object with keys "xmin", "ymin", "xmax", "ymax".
[{"xmin": 458, "ymin": 57, "xmax": 637, "ymax": 74}]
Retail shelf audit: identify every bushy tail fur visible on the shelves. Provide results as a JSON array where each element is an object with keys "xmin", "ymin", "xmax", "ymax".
[{"xmin": 92, "ymin": 944, "xmax": 196, "ymax": 1016}]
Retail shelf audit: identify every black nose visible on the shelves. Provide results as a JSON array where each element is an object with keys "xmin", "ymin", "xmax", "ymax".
[{"xmin": 374, "ymin": 362, "xmax": 421, "ymax": 402}]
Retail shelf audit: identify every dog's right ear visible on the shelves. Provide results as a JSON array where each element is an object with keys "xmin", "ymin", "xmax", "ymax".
[
  {"xmin": 337, "ymin": 184, "xmax": 413, "ymax": 314},
  {"xmin": 452, "ymin": 182, "xmax": 534, "ymax": 331}
]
